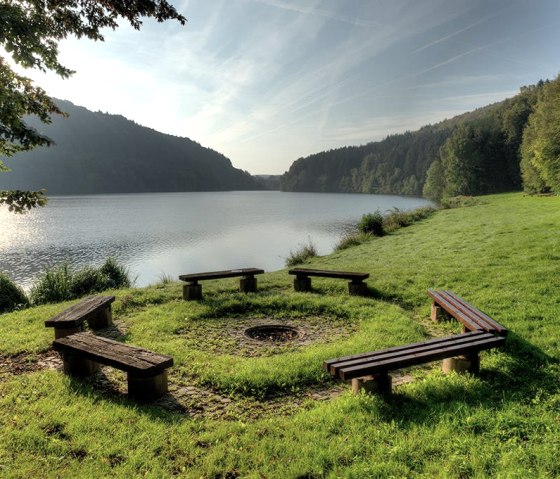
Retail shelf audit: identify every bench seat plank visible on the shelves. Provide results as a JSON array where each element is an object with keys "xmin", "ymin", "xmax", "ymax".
[
  {"xmin": 428, "ymin": 290, "xmax": 507, "ymax": 336},
  {"xmin": 325, "ymin": 331, "xmax": 489, "ymax": 374},
  {"xmin": 332, "ymin": 332, "xmax": 504, "ymax": 380},
  {"xmin": 179, "ymin": 268, "xmax": 264, "ymax": 282},
  {"xmin": 444, "ymin": 290, "xmax": 508, "ymax": 336},
  {"xmin": 45, "ymin": 295, "xmax": 115, "ymax": 328},
  {"xmin": 53, "ymin": 333, "xmax": 173, "ymax": 377},
  {"xmin": 288, "ymin": 268, "xmax": 369, "ymax": 281}
]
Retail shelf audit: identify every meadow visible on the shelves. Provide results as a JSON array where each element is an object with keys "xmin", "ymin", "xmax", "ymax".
[{"xmin": 1, "ymin": 192, "xmax": 559, "ymax": 478}]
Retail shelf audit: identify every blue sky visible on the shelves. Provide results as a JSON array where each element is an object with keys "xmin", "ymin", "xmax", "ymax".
[{"xmin": 24, "ymin": 0, "xmax": 560, "ymax": 174}]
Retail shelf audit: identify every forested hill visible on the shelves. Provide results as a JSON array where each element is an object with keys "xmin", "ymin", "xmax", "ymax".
[
  {"xmin": 281, "ymin": 81, "xmax": 546, "ymax": 197},
  {"xmin": 1, "ymin": 100, "xmax": 260, "ymax": 194}
]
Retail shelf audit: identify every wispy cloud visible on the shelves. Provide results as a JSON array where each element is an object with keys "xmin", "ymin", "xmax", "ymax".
[{"xmin": 249, "ymin": 0, "xmax": 382, "ymax": 27}]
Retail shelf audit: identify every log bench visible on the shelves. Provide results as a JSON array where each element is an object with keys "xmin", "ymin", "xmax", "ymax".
[
  {"xmin": 179, "ymin": 268, "xmax": 265, "ymax": 300},
  {"xmin": 324, "ymin": 331, "xmax": 505, "ymax": 396},
  {"xmin": 45, "ymin": 295, "xmax": 115, "ymax": 339},
  {"xmin": 428, "ymin": 290, "xmax": 508, "ymax": 336},
  {"xmin": 53, "ymin": 332, "xmax": 173, "ymax": 400},
  {"xmin": 288, "ymin": 268, "xmax": 369, "ymax": 296}
]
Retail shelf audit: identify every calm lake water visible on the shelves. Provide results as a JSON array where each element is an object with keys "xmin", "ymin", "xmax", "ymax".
[{"xmin": 0, "ymin": 191, "xmax": 431, "ymax": 289}]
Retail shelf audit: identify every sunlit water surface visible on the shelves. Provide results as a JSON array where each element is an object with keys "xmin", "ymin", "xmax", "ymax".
[{"xmin": 0, "ymin": 191, "xmax": 431, "ymax": 289}]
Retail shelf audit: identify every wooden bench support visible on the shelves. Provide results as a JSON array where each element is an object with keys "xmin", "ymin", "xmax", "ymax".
[
  {"xmin": 53, "ymin": 333, "xmax": 173, "ymax": 400},
  {"xmin": 352, "ymin": 373, "xmax": 392, "ymax": 396},
  {"xmin": 183, "ymin": 282, "xmax": 202, "ymax": 301},
  {"xmin": 180, "ymin": 268, "xmax": 264, "ymax": 301},
  {"xmin": 442, "ymin": 353, "xmax": 480, "ymax": 374},
  {"xmin": 239, "ymin": 276, "xmax": 257, "ymax": 293},
  {"xmin": 128, "ymin": 371, "xmax": 169, "ymax": 399},
  {"xmin": 348, "ymin": 281, "xmax": 368, "ymax": 297},
  {"xmin": 61, "ymin": 351, "xmax": 101, "ymax": 377},
  {"xmin": 293, "ymin": 276, "xmax": 312, "ymax": 292},
  {"xmin": 431, "ymin": 304, "xmax": 451, "ymax": 322}
]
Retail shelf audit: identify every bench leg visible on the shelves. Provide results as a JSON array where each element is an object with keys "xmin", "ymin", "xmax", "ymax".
[
  {"xmin": 431, "ymin": 303, "xmax": 452, "ymax": 322},
  {"xmin": 442, "ymin": 353, "xmax": 480, "ymax": 374},
  {"xmin": 88, "ymin": 306, "xmax": 113, "ymax": 329},
  {"xmin": 183, "ymin": 282, "xmax": 202, "ymax": 301},
  {"xmin": 293, "ymin": 277, "xmax": 312, "ymax": 292},
  {"xmin": 60, "ymin": 352, "xmax": 101, "ymax": 377},
  {"xmin": 128, "ymin": 370, "xmax": 168, "ymax": 400},
  {"xmin": 54, "ymin": 324, "xmax": 84, "ymax": 339},
  {"xmin": 352, "ymin": 373, "xmax": 392, "ymax": 396},
  {"xmin": 240, "ymin": 276, "xmax": 257, "ymax": 293},
  {"xmin": 348, "ymin": 281, "xmax": 368, "ymax": 296}
]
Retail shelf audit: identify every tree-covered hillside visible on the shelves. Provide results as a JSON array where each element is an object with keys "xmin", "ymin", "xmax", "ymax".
[
  {"xmin": 281, "ymin": 80, "xmax": 549, "ymax": 199},
  {"xmin": 0, "ymin": 100, "xmax": 260, "ymax": 195}
]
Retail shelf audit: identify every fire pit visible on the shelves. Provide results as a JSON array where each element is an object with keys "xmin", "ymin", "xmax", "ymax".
[{"xmin": 244, "ymin": 324, "xmax": 301, "ymax": 342}]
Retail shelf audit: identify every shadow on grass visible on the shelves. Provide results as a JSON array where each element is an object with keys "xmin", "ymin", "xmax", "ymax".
[{"xmin": 65, "ymin": 372, "xmax": 187, "ymax": 422}]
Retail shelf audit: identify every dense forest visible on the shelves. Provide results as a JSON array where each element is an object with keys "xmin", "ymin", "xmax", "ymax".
[
  {"xmin": 0, "ymin": 100, "xmax": 261, "ymax": 194},
  {"xmin": 281, "ymin": 77, "xmax": 558, "ymax": 200}
]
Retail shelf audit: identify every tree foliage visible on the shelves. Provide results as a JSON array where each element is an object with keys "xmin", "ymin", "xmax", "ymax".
[
  {"xmin": 0, "ymin": 0, "xmax": 186, "ymax": 212},
  {"xmin": 282, "ymin": 80, "xmax": 546, "ymax": 201},
  {"xmin": 520, "ymin": 77, "xmax": 560, "ymax": 194}
]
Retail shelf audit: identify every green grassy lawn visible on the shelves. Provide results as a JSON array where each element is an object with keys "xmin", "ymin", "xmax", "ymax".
[{"xmin": 1, "ymin": 192, "xmax": 559, "ymax": 478}]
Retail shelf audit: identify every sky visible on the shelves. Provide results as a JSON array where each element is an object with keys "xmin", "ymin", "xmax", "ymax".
[{"xmin": 20, "ymin": 0, "xmax": 560, "ymax": 174}]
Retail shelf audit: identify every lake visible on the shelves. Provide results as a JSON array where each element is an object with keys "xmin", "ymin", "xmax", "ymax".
[{"xmin": 0, "ymin": 191, "xmax": 431, "ymax": 289}]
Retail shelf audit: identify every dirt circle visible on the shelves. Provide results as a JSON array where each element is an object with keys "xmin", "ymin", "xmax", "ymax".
[{"xmin": 176, "ymin": 316, "xmax": 357, "ymax": 357}]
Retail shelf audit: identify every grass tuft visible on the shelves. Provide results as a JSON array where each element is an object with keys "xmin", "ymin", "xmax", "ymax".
[{"xmin": 285, "ymin": 240, "xmax": 318, "ymax": 266}]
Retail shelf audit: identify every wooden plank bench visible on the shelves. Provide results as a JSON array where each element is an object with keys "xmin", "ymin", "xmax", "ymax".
[
  {"xmin": 288, "ymin": 268, "xmax": 369, "ymax": 296},
  {"xmin": 45, "ymin": 295, "xmax": 115, "ymax": 339},
  {"xmin": 179, "ymin": 268, "xmax": 265, "ymax": 300},
  {"xmin": 324, "ymin": 331, "xmax": 505, "ymax": 396},
  {"xmin": 428, "ymin": 290, "xmax": 508, "ymax": 336},
  {"xmin": 53, "ymin": 332, "xmax": 173, "ymax": 400}
]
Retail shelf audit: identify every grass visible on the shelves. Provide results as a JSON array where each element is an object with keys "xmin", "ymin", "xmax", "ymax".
[{"xmin": 1, "ymin": 192, "xmax": 560, "ymax": 477}]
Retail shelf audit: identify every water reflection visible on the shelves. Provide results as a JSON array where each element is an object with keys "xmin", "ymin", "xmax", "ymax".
[{"xmin": 0, "ymin": 191, "xmax": 431, "ymax": 289}]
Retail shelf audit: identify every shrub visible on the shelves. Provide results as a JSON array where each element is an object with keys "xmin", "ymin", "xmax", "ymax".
[
  {"xmin": 30, "ymin": 263, "xmax": 74, "ymax": 304},
  {"xmin": 285, "ymin": 241, "xmax": 318, "ymax": 267},
  {"xmin": 70, "ymin": 266, "xmax": 109, "ymax": 297},
  {"xmin": 334, "ymin": 231, "xmax": 369, "ymax": 251},
  {"xmin": 357, "ymin": 210, "xmax": 384, "ymax": 236},
  {"xmin": 30, "ymin": 258, "xmax": 132, "ymax": 305},
  {"xmin": 383, "ymin": 206, "xmax": 436, "ymax": 232},
  {"xmin": 0, "ymin": 273, "xmax": 29, "ymax": 313},
  {"xmin": 100, "ymin": 257, "xmax": 132, "ymax": 289}
]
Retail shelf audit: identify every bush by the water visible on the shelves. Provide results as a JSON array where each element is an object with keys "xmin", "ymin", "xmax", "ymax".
[
  {"xmin": 285, "ymin": 241, "xmax": 318, "ymax": 266},
  {"xmin": 336, "ymin": 206, "xmax": 437, "ymax": 251},
  {"xmin": 0, "ymin": 273, "xmax": 29, "ymax": 313},
  {"xmin": 383, "ymin": 206, "xmax": 436, "ymax": 232},
  {"xmin": 334, "ymin": 231, "xmax": 370, "ymax": 251},
  {"xmin": 30, "ymin": 258, "xmax": 132, "ymax": 305},
  {"xmin": 357, "ymin": 210, "xmax": 384, "ymax": 236}
]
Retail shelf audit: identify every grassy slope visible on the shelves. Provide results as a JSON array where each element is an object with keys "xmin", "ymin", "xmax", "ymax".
[{"xmin": 1, "ymin": 193, "xmax": 559, "ymax": 478}]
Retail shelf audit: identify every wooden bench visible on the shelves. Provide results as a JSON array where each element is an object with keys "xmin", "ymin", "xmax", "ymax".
[
  {"xmin": 45, "ymin": 295, "xmax": 115, "ymax": 339},
  {"xmin": 179, "ymin": 268, "xmax": 265, "ymax": 300},
  {"xmin": 428, "ymin": 290, "xmax": 508, "ymax": 336},
  {"xmin": 288, "ymin": 268, "xmax": 369, "ymax": 296},
  {"xmin": 324, "ymin": 331, "xmax": 505, "ymax": 395},
  {"xmin": 53, "ymin": 332, "xmax": 173, "ymax": 400}
]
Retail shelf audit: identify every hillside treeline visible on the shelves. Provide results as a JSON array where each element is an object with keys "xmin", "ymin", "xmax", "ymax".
[
  {"xmin": 1, "ymin": 100, "xmax": 260, "ymax": 195},
  {"xmin": 281, "ymin": 78, "xmax": 558, "ymax": 200}
]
